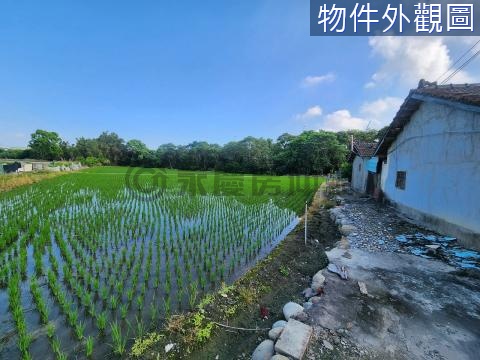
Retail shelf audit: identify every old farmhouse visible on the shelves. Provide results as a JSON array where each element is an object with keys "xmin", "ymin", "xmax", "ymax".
[
  {"xmin": 349, "ymin": 141, "xmax": 378, "ymax": 194},
  {"xmin": 354, "ymin": 81, "xmax": 480, "ymax": 250}
]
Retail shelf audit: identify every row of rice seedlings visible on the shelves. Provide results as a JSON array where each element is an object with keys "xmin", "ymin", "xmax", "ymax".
[
  {"xmin": 29, "ymin": 277, "xmax": 49, "ymax": 324},
  {"xmin": 8, "ymin": 274, "xmax": 31, "ymax": 359}
]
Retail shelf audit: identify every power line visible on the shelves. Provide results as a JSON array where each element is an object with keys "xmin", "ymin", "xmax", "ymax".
[
  {"xmin": 441, "ymin": 47, "xmax": 480, "ymax": 84},
  {"xmin": 436, "ymin": 39, "xmax": 480, "ymax": 83}
]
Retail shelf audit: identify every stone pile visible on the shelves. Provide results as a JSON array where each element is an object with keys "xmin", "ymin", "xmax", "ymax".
[{"xmin": 251, "ymin": 270, "xmax": 328, "ymax": 359}]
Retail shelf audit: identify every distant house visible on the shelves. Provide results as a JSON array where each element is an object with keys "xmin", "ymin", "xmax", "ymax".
[
  {"xmin": 375, "ymin": 81, "xmax": 480, "ymax": 249},
  {"xmin": 349, "ymin": 141, "xmax": 378, "ymax": 194}
]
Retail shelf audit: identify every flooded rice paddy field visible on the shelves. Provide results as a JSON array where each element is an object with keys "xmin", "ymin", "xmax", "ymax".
[{"xmin": 0, "ymin": 167, "xmax": 322, "ymax": 359}]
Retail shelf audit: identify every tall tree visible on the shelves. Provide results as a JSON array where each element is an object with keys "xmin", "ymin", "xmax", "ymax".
[
  {"xmin": 126, "ymin": 139, "xmax": 150, "ymax": 166},
  {"xmin": 156, "ymin": 143, "xmax": 179, "ymax": 169},
  {"xmin": 75, "ymin": 137, "xmax": 102, "ymax": 159},
  {"xmin": 29, "ymin": 130, "xmax": 63, "ymax": 160},
  {"xmin": 97, "ymin": 132, "xmax": 126, "ymax": 164}
]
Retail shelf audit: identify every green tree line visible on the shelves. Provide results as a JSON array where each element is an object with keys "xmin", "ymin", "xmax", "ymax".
[{"xmin": 0, "ymin": 128, "xmax": 385, "ymax": 175}]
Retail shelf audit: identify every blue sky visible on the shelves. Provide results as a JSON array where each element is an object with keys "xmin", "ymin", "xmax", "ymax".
[{"xmin": 1, "ymin": 0, "xmax": 479, "ymax": 149}]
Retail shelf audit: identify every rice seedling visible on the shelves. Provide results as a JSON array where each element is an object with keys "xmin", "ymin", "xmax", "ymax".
[
  {"xmin": 100, "ymin": 286, "xmax": 108, "ymax": 303},
  {"xmin": 110, "ymin": 320, "xmax": 127, "ymax": 355},
  {"xmin": 85, "ymin": 335, "xmax": 94, "ymax": 358},
  {"xmin": 30, "ymin": 277, "xmax": 49, "ymax": 324},
  {"xmin": 109, "ymin": 294, "xmax": 118, "ymax": 310},
  {"xmin": 67, "ymin": 308, "xmax": 79, "ymax": 327},
  {"xmin": 136, "ymin": 294, "xmax": 144, "ymax": 311},
  {"xmin": 127, "ymin": 288, "xmax": 134, "ymax": 303},
  {"xmin": 188, "ymin": 281, "xmax": 198, "ymax": 309},
  {"xmin": 51, "ymin": 337, "xmax": 67, "ymax": 360},
  {"xmin": 149, "ymin": 302, "xmax": 157, "ymax": 323},
  {"xmin": 120, "ymin": 303, "xmax": 128, "ymax": 319},
  {"xmin": 74, "ymin": 320, "xmax": 86, "ymax": 340},
  {"xmin": 8, "ymin": 274, "xmax": 31, "ymax": 358},
  {"xmin": 96, "ymin": 311, "xmax": 107, "ymax": 332},
  {"xmin": 163, "ymin": 296, "xmax": 171, "ymax": 318},
  {"xmin": 127, "ymin": 316, "xmax": 146, "ymax": 339},
  {"xmin": 46, "ymin": 322, "xmax": 56, "ymax": 339}
]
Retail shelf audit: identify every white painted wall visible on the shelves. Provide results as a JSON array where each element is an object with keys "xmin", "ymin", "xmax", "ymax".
[
  {"xmin": 351, "ymin": 156, "xmax": 369, "ymax": 193},
  {"xmin": 382, "ymin": 101, "xmax": 480, "ymax": 248}
]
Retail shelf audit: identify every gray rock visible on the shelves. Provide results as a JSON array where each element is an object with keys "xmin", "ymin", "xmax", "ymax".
[
  {"xmin": 340, "ymin": 224, "xmax": 357, "ymax": 235},
  {"xmin": 283, "ymin": 302, "xmax": 304, "ymax": 320},
  {"xmin": 309, "ymin": 296, "xmax": 322, "ymax": 304},
  {"xmin": 292, "ymin": 311, "xmax": 308, "ymax": 322},
  {"xmin": 327, "ymin": 263, "xmax": 348, "ymax": 280},
  {"xmin": 303, "ymin": 302, "xmax": 313, "ymax": 310},
  {"xmin": 252, "ymin": 340, "xmax": 275, "ymax": 360},
  {"xmin": 270, "ymin": 355, "xmax": 289, "ymax": 360},
  {"xmin": 275, "ymin": 319, "xmax": 313, "ymax": 360},
  {"xmin": 358, "ymin": 281, "xmax": 368, "ymax": 295},
  {"xmin": 311, "ymin": 270, "xmax": 325, "ymax": 291},
  {"xmin": 272, "ymin": 320, "xmax": 287, "ymax": 329},
  {"xmin": 302, "ymin": 287, "xmax": 315, "ymax": 299},
  {"xmin": 323, "ymin": 339, "xmax": 334, "ymax": 350},
  {"xmin": 268, "ymin": 327, "xmax": 283, "ymax": 340}
]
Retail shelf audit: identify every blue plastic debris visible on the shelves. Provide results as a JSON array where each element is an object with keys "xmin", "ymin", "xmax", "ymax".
[
  {"xmin": 396, "ymin": 232, "xmax": 479, "ymax": 270},
  {"xmin": 410, "ymin": 248, "xmax": 430, "ymax": 258},
  {"xmin": 451, "ymin": 249, "xmax": 480, "ymax": 259},
  {"xmin": 440, "ymin": 236, "xmax": 457, "ymax": 242}
]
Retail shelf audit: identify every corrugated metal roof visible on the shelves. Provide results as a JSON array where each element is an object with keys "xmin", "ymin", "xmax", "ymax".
[{"xmin": 353, "ymin": 141, "xmax": 377, "ymax": 157}]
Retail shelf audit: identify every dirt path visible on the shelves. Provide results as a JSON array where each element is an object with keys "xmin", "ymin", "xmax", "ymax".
[{"xmin": 304, "ymin": 191, "xmax": 480, "ymax": 360}]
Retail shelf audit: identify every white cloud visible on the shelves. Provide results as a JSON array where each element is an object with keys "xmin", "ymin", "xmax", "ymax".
[
  {"xmin": 320, "ymin": 110, "xmax": 369, "ymax": 131},
  {"xmin": 311, "ymin": 96, "xmax": 403, "ymax": 132},
  {"xmin": 295, "ymin": 105, "xmax": 323, "ymax": 121},
  {"xmin": 359, "ymin": 96, "xmax": 403, "ymax": 128},
  {"xmin": 367, "ymin": 37, "xmax": 475, "ymax": 88},
  {"xmin": 301, "ymin": 73, "xmax": 335, "ymax": 87}
]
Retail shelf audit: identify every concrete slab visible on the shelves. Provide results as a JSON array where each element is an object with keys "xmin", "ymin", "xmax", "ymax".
[
  {"xmin": 274, "ymin": 318, "xmax": 312, "ymax": 360},
  {"xmin": 308, "ymin": 247, "xmax": 480, "ymax": 360}
]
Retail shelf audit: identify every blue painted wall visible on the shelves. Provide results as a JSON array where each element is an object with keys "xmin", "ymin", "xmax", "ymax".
[{"xmin": 381, "ymin": 101, "xmax": 480, "ymax": 249}]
